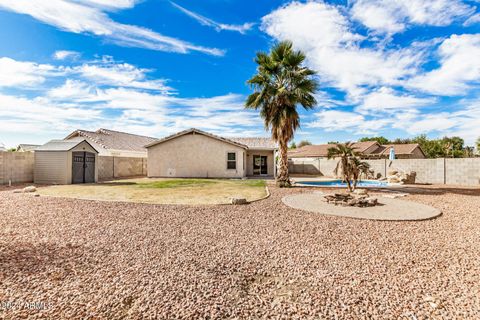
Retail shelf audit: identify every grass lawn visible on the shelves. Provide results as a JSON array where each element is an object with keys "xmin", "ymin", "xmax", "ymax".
[{"xmin": 37, "ymin": 178, "xmax": 267, "ymax": 205}]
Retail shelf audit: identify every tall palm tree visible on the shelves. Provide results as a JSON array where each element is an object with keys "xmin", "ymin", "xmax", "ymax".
[
  {"xmin": 327, "ymin": 142, "xmax": 359, "ymax": 192},
  {"xmin": 245, "ymin": 41, "xmax": 318, "ymax": 187}
]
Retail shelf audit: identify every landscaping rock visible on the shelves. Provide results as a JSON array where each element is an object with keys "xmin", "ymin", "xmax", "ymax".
[
  {"xmin": 324, "ymin": 192, "xmax": 379, "ymax": 207},
  {"xmin": 12, "ymin": 189, "xmax": 23, "ymax": 193},
  {"xmin": 230, "ymin": 197, "xmax": 247, "ymax": 205},
  {"xmin": 23, "ymin": 186, "xmax": 37, "ymax": 193},
  {"xmin": 354, "ymin": 189, "xmax": 368, "ymax": 195}
]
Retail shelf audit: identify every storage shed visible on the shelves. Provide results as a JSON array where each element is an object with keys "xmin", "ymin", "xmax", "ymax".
[{"xmin": 34, "ymin": 139, "xmax": 99, "ymax": 184}]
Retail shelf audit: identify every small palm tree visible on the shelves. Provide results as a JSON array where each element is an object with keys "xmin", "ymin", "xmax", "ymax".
[
  {"xmin": 246, "ymin": 41, "xmax": 318, "ymax": 187},
  {"xmin": 476, "ymin": 137, "xmax": 480, "ymax": 155},
  {"xmin": 327, "ymin": 142, "xmax": 359, "ymax": 191},
  {"xmin": 350, "ymin": 157, "xmax": 371, "ymax": 189}
]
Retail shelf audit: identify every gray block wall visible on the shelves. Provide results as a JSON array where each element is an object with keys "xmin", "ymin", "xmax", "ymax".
[
  {"xmin": 0, "ymin": 151, "xmax": 35, "ymax": 184},
  {"xmin": 289, "ymin": 157, "xmax": 480, "ymax": 186}
]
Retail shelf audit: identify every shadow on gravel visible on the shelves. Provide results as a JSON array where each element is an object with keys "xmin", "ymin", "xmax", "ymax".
[
  {"xmin": 391, "ymin": 186, "xmax": 480, "ymax": 196},
  {"xmin": 0, "ymin": 242, "xmax": 86, "ymax": 280}
]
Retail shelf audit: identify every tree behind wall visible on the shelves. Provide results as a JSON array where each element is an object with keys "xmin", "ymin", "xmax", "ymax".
[
  {"xmin": 297, "ymin": 140, "xmax": 312, "ymax": 148},
  {"xmin": 359, "ymin": 136, "xmax": 389, "ymax": 145}
]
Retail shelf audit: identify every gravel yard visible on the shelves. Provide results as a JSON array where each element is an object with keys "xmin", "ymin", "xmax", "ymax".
[{"xmin": 0, "ymin": 184, "xmax": 479, "ymax": 319}]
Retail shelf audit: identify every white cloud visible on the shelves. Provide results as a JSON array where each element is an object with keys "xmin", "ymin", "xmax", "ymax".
[
  {"xmin": 407, "ymin": 34, "xmax": 480, "ymax": 95},
  {"xmin": 0, "ymin": 54, "xmax": 268, "ymax": 146},
  {"xmin": 351, "ymin": 0, "xmax": 475, "ymax": 34},
  {"xmin": 77, "ymin": 0, "xmax": 138, "ymax": 10},
  {"xmin": 47, "ymin": 79, "xmax": 102, "ymax": 101},
  {"xmin": 53, "ymin": 50, "xmax": 80, "ymax": 60},
  {"xmin": 0, "ymin": 57, "xmax": 56, "ymax": 87},
  {"xmin": 261, "ymin": 1, "xmax": 423, "ymax": 97},
  {"xmin": 73, "ymin": 61, "xmax": 173, "ymax": 92},
  {"xmin": 170, "ymin": 2, "xmax": 254, "ymax": 34},
  {"xmin": 307, "ymin": 110, "xmax": 392, "ymax": 134},
  {"xmin": 464, "ymin": 13, "xmax": 480, "ymax": 26},
  {"xmin": 357, "ymin": 87, "xmax": 435, "ymax": 113},
  {"xmin": 401, "ymin": 103, "xmax": 480, "ymax": 144},
  {"xmin": 0, "ymin": 0, "xmax": 223, "ymax": 56}
]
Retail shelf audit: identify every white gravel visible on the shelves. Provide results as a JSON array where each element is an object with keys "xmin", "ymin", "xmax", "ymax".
[{"xmin": 0, "ymin": 184, "xmax": 479, "ymax": 319}]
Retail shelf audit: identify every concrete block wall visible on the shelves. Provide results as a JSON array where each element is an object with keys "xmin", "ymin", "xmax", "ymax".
[
  {"xmin": 445, "ymin": 158, "xmax": 480, "ymax": 185},
  {"xmin": 289, "ymin": 157, "xmax": 480, "ymax": 186},
  {"xmin": 0, "ymin": 151, "xmax": 35, "ymax": 184},
  {"xmin": 98, "ymin": 156, "xmax": 147, "ymax": 180},
  {"xmin": 387, "ymin": 159, "xmax": 445, "ymax": 184}
]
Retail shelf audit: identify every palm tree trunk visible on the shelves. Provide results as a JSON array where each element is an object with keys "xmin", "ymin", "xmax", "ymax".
[{"xmin": 276, "ymin": 139, "xmax": 291, "ymax": 187}]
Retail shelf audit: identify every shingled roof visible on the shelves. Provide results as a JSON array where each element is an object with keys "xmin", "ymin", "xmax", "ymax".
[
  {"xmin": 228, "ymin": 137, "xmax": 278, "ymax": 149},
  {"xmin": 289, "ymin": 142, "xmax": 424, "ymax": 158},
  {"xmin": 65, "ymin": 128, "xmax": 158, "ymax": 152},
  {"xmin": 145, "ymin": 128, "xmax": 278, "ymax": 150}
]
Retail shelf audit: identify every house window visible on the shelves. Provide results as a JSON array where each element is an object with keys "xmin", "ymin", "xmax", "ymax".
[{"xmin": 227, "ymin": 152, "xmax": 236, "ymax": 170}]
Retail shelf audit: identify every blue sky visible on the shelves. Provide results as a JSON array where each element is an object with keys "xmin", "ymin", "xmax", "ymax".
[{"xmin": 0, "ymin": 0, "xmax": 479, "ymax": 148}]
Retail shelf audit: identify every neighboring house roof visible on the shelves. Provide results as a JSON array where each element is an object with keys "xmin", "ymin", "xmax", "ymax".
[
  {"xmin": 228, "ymin": 137, "xmax": 278, "ymax": 150},
  {"xmin": 145, "ymin": 128, "xmax": 250, "ymax": 149},
  {"xmin": 145, "ymin": 128, "xmax": 278, "ymax": 150},
  {"xmin": 288, "ymin": 144, "xmax": 331, "ymax": 158},
  {"xmin": 288, "ymin": 142, "xmax": 424, "ymax": 158},
  {"xmin": 369, "ymin": 144, "xmax": 426, "ymax": 157},
  {"xmin": 17, "ymin": 144, "xmax": 41, "ymax": 152},
  {"xmin": 65, "ymin": 128, "xmax": 157, "ymax": 153},
  {"xmin": 350, "ymin": 141, "xmax": 380, "ymax": 153},
  {"xmin": 36, "ymin": 139, "xmax": 99, "ymax": 152}
]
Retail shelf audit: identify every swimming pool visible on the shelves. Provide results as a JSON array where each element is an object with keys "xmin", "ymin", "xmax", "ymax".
[{"xmin": 296, "ymin": 180, "xmax": 389, "ymax": 188}]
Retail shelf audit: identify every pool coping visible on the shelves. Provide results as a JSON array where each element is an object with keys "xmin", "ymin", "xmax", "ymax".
[{"xmin": 292, "ymin": 178, "xmax": 402, "ymax": 188}]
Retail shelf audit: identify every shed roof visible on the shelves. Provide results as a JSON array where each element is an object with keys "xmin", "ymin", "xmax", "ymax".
[
  {"xmin": 17, "ymin": 144, "xmax": 41, "ymax": 151},
  {"xmin": 65, "ymin": 128, "xmax": 157, "ymax": 152},
  {"xmin": 36, "ymin": 139, "xmax": 99, "ymax": 152}
]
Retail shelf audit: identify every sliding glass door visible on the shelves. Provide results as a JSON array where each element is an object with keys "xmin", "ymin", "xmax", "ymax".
[{"xmin": 253, "ymin": 155, "xmax": 268, "ymax": 175}]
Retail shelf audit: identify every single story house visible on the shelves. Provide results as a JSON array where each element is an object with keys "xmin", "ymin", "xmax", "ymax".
[
  {"xmin": 289, "ymin": 141, "xmax": 425, "ymax": 160},
  {"xmin": 34, "ymin": 139, "xmax": 99, "ymax": 185},
  {"xmin": 146, "ymin": 128, "xmax": 278, "ymax": 178},
  {"xmin": 65, "ymin": 128, "xmax": 157, "ymax": 158},
  {"xmin": 16, "ymin": 144, "xmax": 41, "ymax": 152}
]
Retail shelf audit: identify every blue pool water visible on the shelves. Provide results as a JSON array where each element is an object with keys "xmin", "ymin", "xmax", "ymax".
[{"xmin": 297, "ymin": 180, "xmax": 388, "ymax": 188}]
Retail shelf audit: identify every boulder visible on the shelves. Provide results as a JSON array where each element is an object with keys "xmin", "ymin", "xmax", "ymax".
[
  {"xmin": 388, "ymin": 170, "xmax": 398, "ymax": 176},
  {"xmin": 23, "ymin": 186, "xmax": 37, "ymax": 193},
  {"xmin": 387, "ymin": 175, "xmax": 401, "ymax": 183},
  {"xmin": 13, "ymin": 189, "xmax": 23, "ymax": 193},
  {"xmin": 354, "ymin": 189, "xmax": 368, "ymax": 195},
  {"xmin": 231, "ymin": 197, "xmax": 247, "ymax": 205},
  {"xmin": 401, "ymin": 171, "xmax": 416, "ymax": 184}
]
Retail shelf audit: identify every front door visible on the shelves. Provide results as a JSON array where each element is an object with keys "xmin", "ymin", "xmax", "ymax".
[
  {"xmin": 253, "ymin": 155, "xmax": 268, "ymax": 175},
  {"xmin": 72, "ymin": 152, "xmax": 96, "ymax": 184}
]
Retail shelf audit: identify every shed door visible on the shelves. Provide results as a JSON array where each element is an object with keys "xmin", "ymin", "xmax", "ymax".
[{"xmin": 72, "ymin": 152, "xmax": 96, "ymax": 184}]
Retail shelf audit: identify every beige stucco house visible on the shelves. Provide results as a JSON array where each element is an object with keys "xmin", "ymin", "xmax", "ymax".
[{"xmin": 146, "ymin": 128, "xmax": 278, "ymax": 178}]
